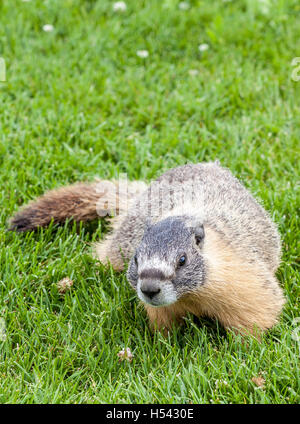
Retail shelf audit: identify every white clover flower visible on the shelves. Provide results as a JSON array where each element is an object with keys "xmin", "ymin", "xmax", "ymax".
[
  {"xmin": 136, "ymin": 50, "xmax": 149, "ymax": 58},
  {"xmin": 57, "ymin": 277, "xmax": 73, "ymax": 294},
  {"xmin": 42, "ymin": 24, "xmax": 54, "ymax": 32},
  {"xmin": 113, "ymin": 1, "xmax": 127, "ymax": 12},
  {"xmin": 117, "ymin": 347, "xmax": 133, "ymax": 362},
  {"xmin": 215, "ymin": 379, "xmax": 228, "ymax": 388},
  {"xmin": 179, "ymin": 2, "xmax": 190, "ymax": 10},
  {"xmin": 188, "ymin": 69, "xmax": 199, "ymax": 76},
  {"xmin": 257, "ymin": 0, "xmax": 271, "ymax": 15},
  {"xmin": 198, "ymin": 43, "xmax": 209, "ymax": 52}
]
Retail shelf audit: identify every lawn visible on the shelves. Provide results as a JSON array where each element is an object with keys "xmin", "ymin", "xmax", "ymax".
[{"xmin": 0, "ymin": 0, "xmax": 299, "ymax": 404}]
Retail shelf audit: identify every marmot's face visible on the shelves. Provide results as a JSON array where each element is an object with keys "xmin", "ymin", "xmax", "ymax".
[{"xmin": 127, "ymin": 217, "xmax": 205, "ymax": 307}]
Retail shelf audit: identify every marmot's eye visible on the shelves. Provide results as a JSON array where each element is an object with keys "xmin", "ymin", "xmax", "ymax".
[
  {"xmin": 134, "ymin": 254, "xmax": 138, "ymax": 266},
  {"xmin": 178, "ymin": 255, "xmax": 186, "ymax": 267}
]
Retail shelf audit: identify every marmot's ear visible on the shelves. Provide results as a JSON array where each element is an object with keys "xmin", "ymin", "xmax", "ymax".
[{"xmin": 194, "ymin": 224, "xmax": 205, "ymax": 247}]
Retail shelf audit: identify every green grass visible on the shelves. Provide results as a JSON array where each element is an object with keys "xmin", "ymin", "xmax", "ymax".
[{"xmin": 0, "ymin": 0, "xmax": 299, "ymax": 404}]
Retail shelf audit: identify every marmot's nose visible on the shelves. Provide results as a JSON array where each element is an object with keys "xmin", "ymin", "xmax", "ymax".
[{"xmin": 140, "ymin": 281, "xmax": 161, "ymax": 299}]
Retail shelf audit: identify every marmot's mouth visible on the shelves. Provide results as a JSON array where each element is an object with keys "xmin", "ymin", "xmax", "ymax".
[
  {"xmin": 141, "ymin": 298, "xmax": 175, "ymax": 308},
  {"xmin": 137, "ymin": 281, "xmax": 177, "ymax": 307}
]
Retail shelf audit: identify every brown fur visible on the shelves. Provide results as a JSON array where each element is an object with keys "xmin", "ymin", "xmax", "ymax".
[
  {"xmin": 144, "ymin": 227, "xmax": 285, "ymax": 335},
  {"xmin": 94, "ymin": 214, "xmax": 127, "ymax": 271},
  {"xmin": 10, "ymin": 182, "xmax": 103, "ymax": 232},
  {"xmin": 10, "ymin": 180, "xmax": 147, "ymax": 233}
]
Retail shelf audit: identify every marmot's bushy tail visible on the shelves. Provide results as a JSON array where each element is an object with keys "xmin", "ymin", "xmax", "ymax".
[{"xmin": 10, "ymin": 180, "xmax": 147, "ymax": 232}]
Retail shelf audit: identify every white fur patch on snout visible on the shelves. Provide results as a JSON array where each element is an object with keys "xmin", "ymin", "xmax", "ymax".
[{"xmin": 137, "ymin": 279, "xmax": 177, "ymax": 307}]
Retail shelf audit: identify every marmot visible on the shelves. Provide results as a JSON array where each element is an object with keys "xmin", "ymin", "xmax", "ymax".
[{"xmin": 10, "ymin": 162, "xmax": 285, "ymax": 335}]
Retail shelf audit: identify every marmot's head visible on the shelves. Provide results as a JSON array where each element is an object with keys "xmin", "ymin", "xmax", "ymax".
[{"xmin": 127, "ymin": 216, "xmax": 205, "ymax": 307}]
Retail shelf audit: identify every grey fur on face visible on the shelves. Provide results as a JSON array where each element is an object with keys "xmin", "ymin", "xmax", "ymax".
[{"xmin": 127, "ymin": 216, "xmax": 206, "ymax": 306}]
